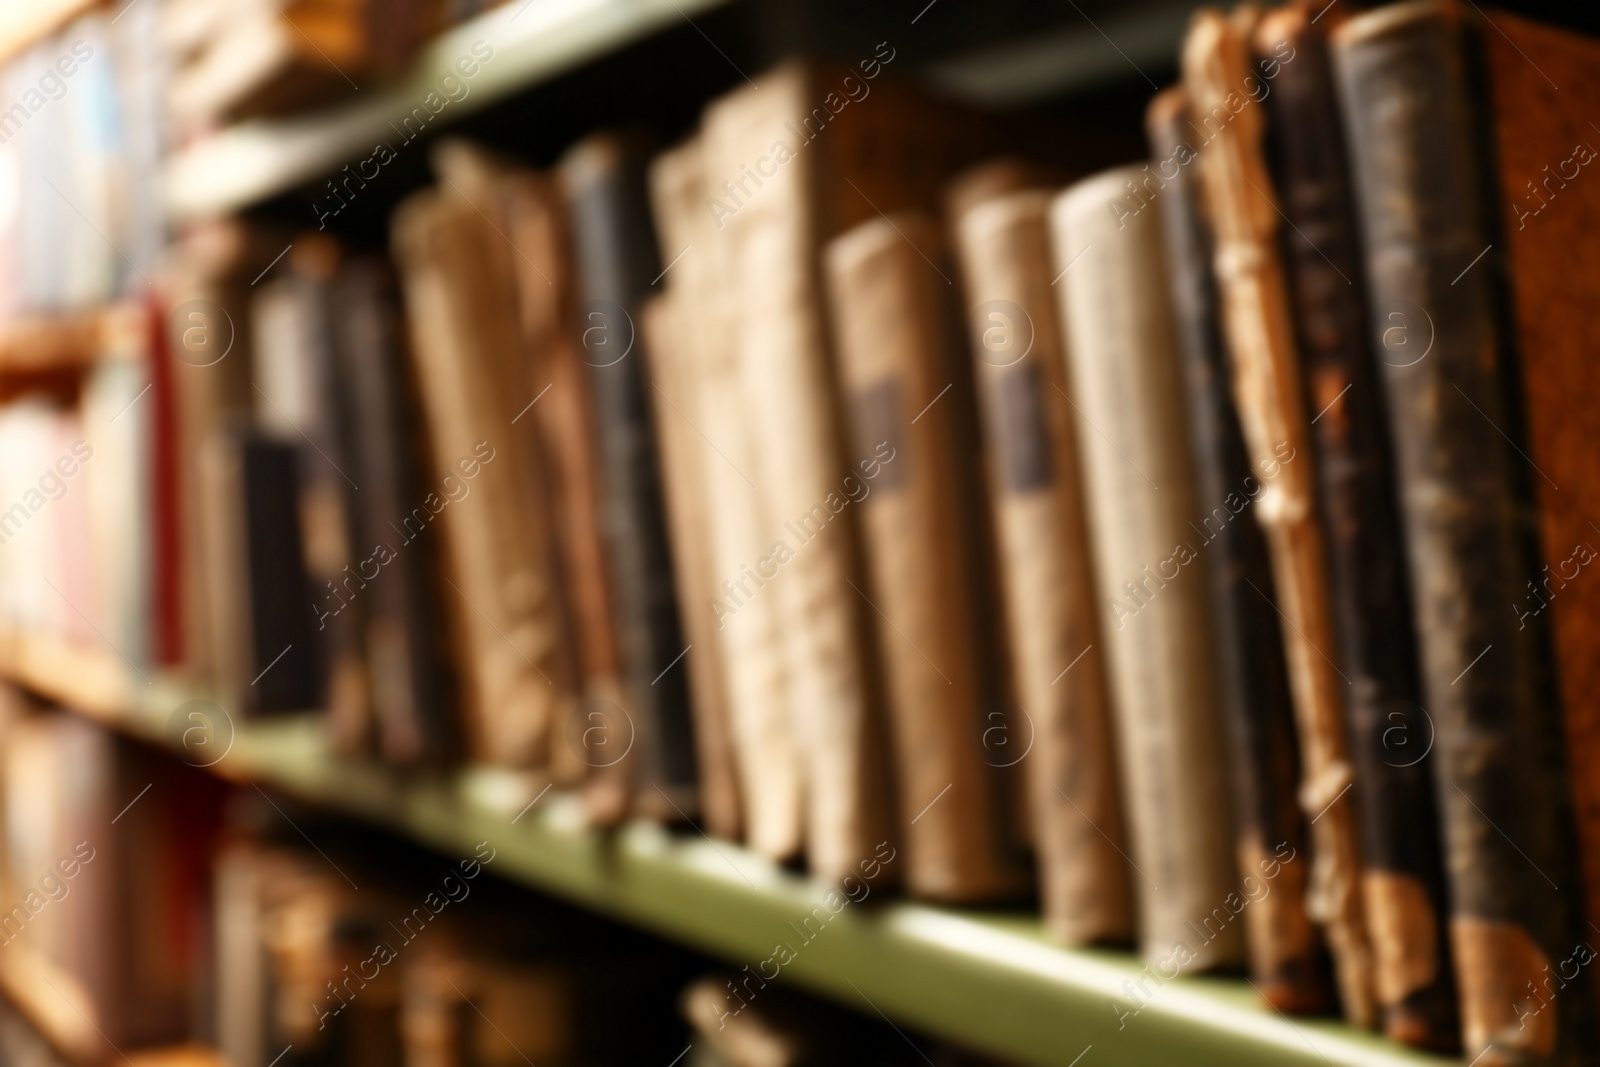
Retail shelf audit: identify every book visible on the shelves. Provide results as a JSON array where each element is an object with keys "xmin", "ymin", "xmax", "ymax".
[
  {"xmin": 1052, "ymin": 166, "xmax": 1241, "ymax": 971},
  {"xmin": 1146, "ymin": 85, "xmax": 1326, "ymax": 1014},
  {"xmin": 952, "ymin": 189, "xmax": 1132, "ymax": 940},
  {"xmin": 1333, "ymin": 2, "xmax": 1598, "ymax": 1059},
  {"xmin": 391, "ymin": 181, "xmax": 571, "ymax": 769},
  {"xmin": 560, "ymin": 132, "xmax": 699, "ymax": 822},
  {"xmin": 1255, "ymin": 2, "xmax": 1458, "ymax": 1045},
  {"xmin": 826, "ymin": 212, "xmax": 1029, "ymax": 903},
  {"xmin": 650, "ymin": 135, "xmax": 804, "ymax": 861},
  {"xmin": 1183, "ymin": 8, "xmax": 1376, "ymax": 1025}
]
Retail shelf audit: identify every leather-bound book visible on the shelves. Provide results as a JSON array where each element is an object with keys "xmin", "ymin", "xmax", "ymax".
[
  {"xmin": 827, "ymin": 213, "xmax": 1030, "ymax": 903},
  {"xmin": 953, "ymin": 190, "xmax": 1132, "ymax": 941},
  {"xmin": 1480, "ymin": 1, "xmax": 1600, "ymax": 1045},
  {"xmin": 651, "ymin": 135, "xmax": 804, "ymax": 860},
  {"xmin": 333, "ymin": 259, "xmax": 457, "ymax": 766},
  {"xmin": 1333, "ymin": 3, "xmax": 1597, "ymax": 1061},
  {"xmin": 1146, "ymin": 86, "xmax": 1326, "ymax": 1014},
  {"xmin": 1052, "ymin": 169, "xmax": 1239, "ymax": 969},
  {"xmin": 560, "ymin": 132, "xmax": 700, "ymax": 822},
  {"xmin": 1184, "ymin": 8, "xmax": 1376, "ymax": 1025},
  {"xmin": 391, "ymin": 186, "xmax": 570, "ymax": 769},
  {"xmin": 1257, "ymin": 3, "xmax": 1458, "ymax": 1046}
]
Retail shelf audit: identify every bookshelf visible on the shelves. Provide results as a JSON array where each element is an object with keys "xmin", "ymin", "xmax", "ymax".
[
  {"xmin": 0, "ymin": 303, "xmax": 143, "ymax": 380},
  {"xmin": 0, "ymin": 641, "xmax": 1452, "ymax": 1067}
]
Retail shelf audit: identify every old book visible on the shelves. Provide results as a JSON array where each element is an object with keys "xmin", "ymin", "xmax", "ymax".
[
  {"xmin": 200, "ymin": 428, "xmax": 320, "ymax": 714},
  {"xmin": 1255, "ymin": 3, "xmax": 1458, "ymax": 1046},
  {"xmin": 1052, "ymin": 169, "xmax": 1240, "ymax": 970},
  {"xmin": 652, "ymin": 136, "xmax": 804, "ymax": 860},
  {"xmin": 1183, "ymin": 8, "xmax": 1375, "ymax": 1025},
  {"xmin": 1333, "ymin": 2, "xmax": 1597, "ymax": 1060},
  {"xmin": 700, "ymin": 62, "xmax": 991, "ymax": 882},
  {"xmin": 1479, "ymin": 2, "xmax": 1600, "ymax": 1047},
  {"xmin": 391, "ymin": 184, "xmax": 570, "ymax": 768},
  {"xmin": 953, "ymin": 190, "xmax": 1132, "ymax": 940},
  {"xmin": 1146, "ymin": 86, "xmax": 1326, "ymax": 1014},
  {"xmin": 560, "ymin": 132, "xmax": 699, "ymax": 822},
  {"xmin": 333, "ymin": 258, "xmax": 456, "ymax": 765},
  {"xmin": 826, "ymin": 213, "xmax": 1029, "ymax": 903}
]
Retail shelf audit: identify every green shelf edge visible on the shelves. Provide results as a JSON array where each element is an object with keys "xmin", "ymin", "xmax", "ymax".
[
  {"xmin": 114, "ymin": 688, "xmax": 1455, "ymax": 1067},
  {"xmin": 163, "ymin": 0, "xmax": 731, "ymax": 221}
]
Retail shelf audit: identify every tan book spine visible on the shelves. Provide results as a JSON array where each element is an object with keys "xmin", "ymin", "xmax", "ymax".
[
  {"xmin": 826, "ymin": 214, "xmax": 1027, "ymax": 902},
  {"xmin": 640, "ymin": 287, "xmax": 745, "ymax": 842},
  {"xmin": 1053, "ymin": 168, "xmax": 1241, "ymax": 969},
  {"xmin": 954, "ymin": 191, "xmax": 1133, "ymax": 941},
  {"xmin": 704, "ymin": 72, "xmax": 894, "ymax": 880},
  {"xmin": 656, "ymin": 138, "xmax": 804, "ymax": 859},
  {"xmin": 390, "ymin": 188, "xmax": 566, "ymax": 767},
  {"xmin": 1184, "ymin": 9, "xmax": 1376, "ymax": 1026}
]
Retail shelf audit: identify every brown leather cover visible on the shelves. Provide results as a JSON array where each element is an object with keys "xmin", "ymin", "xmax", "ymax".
[
  {"xmin": 1257, "ymin": 3, "xmax": 1459, "ymax": 1047},
  {"xmin": 1184, "ymin": 8, "xmax": 1376, "ymax": 1026},
  {"xmin": 1333, "ymin": 2, "xmax": 1597, "ymax": 1060},
  {"xmin": 1147, "ymin": 86, "xmax": 1326, "ymax": 1014}
]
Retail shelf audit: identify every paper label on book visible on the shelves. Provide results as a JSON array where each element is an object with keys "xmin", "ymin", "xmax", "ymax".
[
  {"xmin": 994, "ymin": 363, "xmax": 1053, "ymax": 492},
  {"xmin": 852, "ymin": 379, "xmax": 908, "ymax": 491}
]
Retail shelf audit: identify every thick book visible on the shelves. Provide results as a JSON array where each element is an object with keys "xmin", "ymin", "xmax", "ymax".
[
  {"xmin": 391, "ymin": 183, "xmax": 571, "ymax": 769},
  {"xmin": 560, "ymin": 132, "xmax": 700, "ymax": 821},
  {"xmin": 1184, "ymin": 8, "xmax": 1376, "ymax": 1025},
  {"xmin": 1256, "ymin": 2, "xmax": 1458, "ymax": 1046},
  {"xmin": 650, "ymin": 135, "xmax": 804, "ymax": 861},
  {"xmin": 332, "ymin": 258, "xmax": 457, "ymax": 766},
  {"xmin": 1146, "ymin": 86, "xmax": 1326, "ymax": 1014},
  {"xmin": 827, "ymin": 213, "xmax": 1030, "ymax": 904},
  {"xmin": 952, "ymin": 190, "xmax": 1132, "ymax": 941},
  {"xmin": 1333, "ymin": 2, "xmax": 1598, "ymax": 1060},
  {"xmin": 1052, "ymin": 168, "xmax": 1241, "ymax": 970}
]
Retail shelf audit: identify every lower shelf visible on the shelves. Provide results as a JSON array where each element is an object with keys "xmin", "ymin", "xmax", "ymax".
[{"xmin": 0, "ymin": 634, "xmax": 1456, "ymax": 1067}]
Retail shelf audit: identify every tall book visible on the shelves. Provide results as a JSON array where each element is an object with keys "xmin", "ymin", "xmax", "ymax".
[
  {"xmin": 1146, "ymin": 87, "xmax": 1326, "ymax": 1013},
  {"xmin": 1052, "ymin": 168, "xmax": 1241, "ymax": 970},
  {"xmin": 1256, "ymin": 3, "xmax": 1458, "ymax": 1046},
  {"xmin": 952, "ymin": 190, "xmax": 1132, "ymax": 940},
  {"xmin": 650, "ymin": 136, "xmax": 803, "ymax": 860},
  {"xmin": 1333, "ymin": 2, "xmax": 1597, "ymax": 1060},
  {"xmin": 391, "ymin": 184, "xmax": 571, "ymax": 768},
  {"xmin": 1184, "ymin": 9, "xmax": 1376, "ymax": 1025},
  {"xmin": 827, "ymin": 213, "xmax": 1029, "ymax": 903},
  {"xmin": 1473, "ymin": 4, "xmax": 1600, "ymax": 1045},
  {"xmin": 560, "ymin": 132, "xmax": 699, "ymax": 821}
]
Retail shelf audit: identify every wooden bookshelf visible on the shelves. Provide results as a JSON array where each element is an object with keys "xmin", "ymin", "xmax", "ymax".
[
  {"xmin": 0, "ymin": 303, "xmax": 144, "ymax": 379},
  {"xmin": 163, "ymin": 0, "xmax": 731, "ymax": 221},
  {"xmin": 0, "ymin": 640, "xmax": 1455, "ymax": 1067}
]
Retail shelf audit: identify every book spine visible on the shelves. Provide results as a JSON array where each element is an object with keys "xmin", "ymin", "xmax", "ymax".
[
  {"xmin": 1332, "ymin": 4, "xmax": 1593, "ymax": 1060},
  {"xmin": 953, "ymin": 190, "xmax": 1131, "ymax": 941},
  {"xmin": 1184, "ymin": 10, "xmax": 1376, "ymax": 1026},
  {"xmin": 562, "ymin": 134, "xmax": 699, "ymax": 818},
  {"xmin": 827, "ymin": 213, "xmax": 1028, "ymax": 903},
  {"xmin": 1053, "ymin": 170, "xmax": 1240, "ymax": 968},
  {"xmin": 1257, "ymin": 5, "xmax": 1458, "ymax": 1047},
  {"xmin": 1146, "ymin": 86, "xmax": 1327, "ymax": 1015}
]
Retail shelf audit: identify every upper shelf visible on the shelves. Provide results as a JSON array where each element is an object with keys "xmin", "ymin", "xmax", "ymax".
[
  {"xmin": 0, "ymin": 629, "xmax": 1456, "ymax": 1067},
  {"xmin": 162, "ymin": 0, "xmax": 731, "ymax": 221}
]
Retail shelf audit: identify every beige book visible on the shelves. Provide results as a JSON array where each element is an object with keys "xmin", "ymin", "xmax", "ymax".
[
  {"xmin": 650, "ymin": 138, "xmax": 802, "ymax": 857},
  {"xmin": 1184, "ymin": 7, "xmax": 1375, "ymax": 1025},
  {"xmin": 826, "ymin": 213, "xmax": 1029, "ymax": 902},
  {"xmin": 640, "ymin": 290, "xmax": 745, "ymax": 842},
  {"xmin": 1052, "ymin": 168, "xmax": 1241, "ymax": 969},
  {"xmin": 390, "ymin": 187, "xmax": 568, "ymax": 768},
  {"xmin": 954, "ymin": 191, "xmax": 1133, "ymax": 942}
]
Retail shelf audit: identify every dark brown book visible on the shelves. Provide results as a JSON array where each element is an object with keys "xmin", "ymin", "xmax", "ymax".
[
  {"xmin": 1256, "ymin": 4, "xmax": 1458, "ymax": 1047},
  {"xmin": 1146, "ymin": 86, "xmax": 1326, "ymax": 1015},
  {"xmin": 1333, "ymin": 3, "xmax": 1596, "ymax": 1061},
  {"xmin": 560, "ymin": 133, "xmax": 699, "ymax": 821},
  {"xmin": 333, "ymin": 259, "xmax": 457, "ymax": 766}
]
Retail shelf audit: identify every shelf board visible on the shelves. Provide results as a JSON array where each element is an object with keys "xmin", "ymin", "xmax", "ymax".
[
  {"xmin": 0, "ymin": 303, "xmax": 143, "ymax": 379},
  {"xmin": 0, "ymin": 640, "xmax": 1456, "ymax": 1067},
  {"xmin": 163, "ymin": 0, "xmax": 731, "ymax": 221}
]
